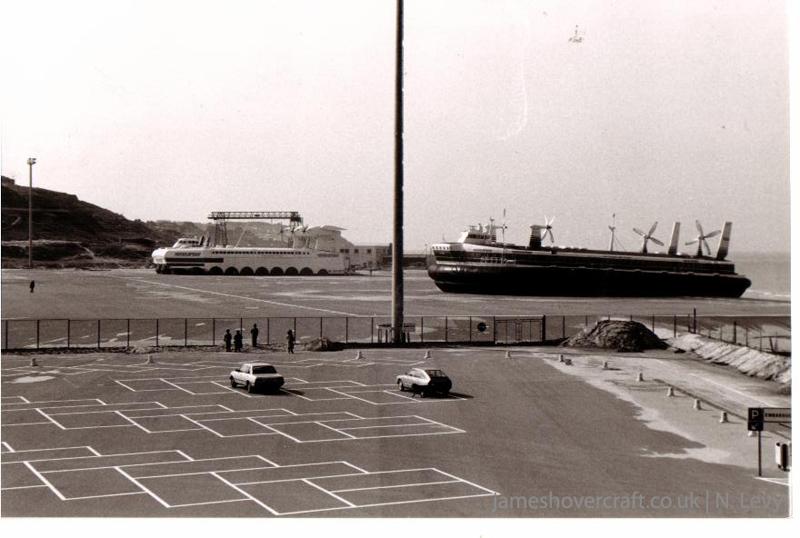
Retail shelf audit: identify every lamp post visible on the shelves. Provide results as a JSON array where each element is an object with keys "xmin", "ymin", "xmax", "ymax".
[
  {"xmin": 391, "ymin": 0, "xmax": 404, "ymax": 344},
  {"xmin": 27, "ymin": 157, "xmax": 36, "ymax": 269}
]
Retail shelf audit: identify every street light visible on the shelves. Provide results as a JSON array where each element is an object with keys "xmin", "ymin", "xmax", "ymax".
[{"xmin": 27, "ymin": 157, "xmax": 36, "ymax": 269}]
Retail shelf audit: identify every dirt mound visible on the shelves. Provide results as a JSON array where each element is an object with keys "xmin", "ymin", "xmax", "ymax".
[
  {"xmin": 561, "ymin": 320, "xmax": 668, "ymax": 352},
  {"xmin": 302, "ymin": 337, "xmax": 345, "ymax": 352}
]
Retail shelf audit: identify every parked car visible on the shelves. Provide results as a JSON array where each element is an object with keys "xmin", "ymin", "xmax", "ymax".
[
  {"xmin": 396, "ymin": 368, "xmax": 452, "ymax": 396},
  {"xmin": 230, "ymin": 363, "xmax": 285, "ymax": 393}
]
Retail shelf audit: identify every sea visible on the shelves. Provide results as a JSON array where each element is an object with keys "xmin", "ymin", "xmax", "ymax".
[{"xmin": 735, "ymin": 252, "xmax": 790, "ymax": 301}]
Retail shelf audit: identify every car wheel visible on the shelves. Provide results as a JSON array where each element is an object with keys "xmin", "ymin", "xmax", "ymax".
[
  {"xmin": 246, "ymin": 381, "xmax": 253, "ymax": 393},
  {"xmin": 398, "ymin": 381, "xmax": 404, "ymax": 391},
  {"xmin": 230, "ymin": 377, "xmax": 237, "ymax": 388}
]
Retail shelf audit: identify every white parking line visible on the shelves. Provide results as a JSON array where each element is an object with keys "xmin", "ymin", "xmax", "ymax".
[{"xmin": 302, "ymin": 478, "xmax": 355, "ymax": 507}]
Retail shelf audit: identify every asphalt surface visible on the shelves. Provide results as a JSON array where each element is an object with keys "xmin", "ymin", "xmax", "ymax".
[
  {"xmin": 1, "ymin": 348, "xmax": 789, "ymax": 517},
  {"xmin": 1, "ymin": 268, "xmax": 791, "ymax": 320}
]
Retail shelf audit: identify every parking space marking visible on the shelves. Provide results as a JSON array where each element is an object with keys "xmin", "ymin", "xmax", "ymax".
[
  {"xmin": 2, "ymin": 445, "xmax": 497, "ymax": 515},
  {"xmin": 6, "ymin": 396, "xmax": 464, "ymax": 441}
]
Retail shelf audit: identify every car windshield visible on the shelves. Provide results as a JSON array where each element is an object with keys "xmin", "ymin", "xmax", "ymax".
[
  {"xmin": 252, "ymin": 365, "xmax": 277, "ymax": 374},
  {"xmin": 425, "ymin": 369, "xmax": 447, "ymax": 377}
]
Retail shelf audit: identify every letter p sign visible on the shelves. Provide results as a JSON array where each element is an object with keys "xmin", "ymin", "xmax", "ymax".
[{"xmin": 747, "ymin": 407, "xmax": 764, "ymax": 431}]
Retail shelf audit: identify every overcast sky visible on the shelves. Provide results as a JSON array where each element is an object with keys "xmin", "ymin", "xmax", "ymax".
[{"xmin": 1, "ymin": 0, "xmax": 790, "ymax": 253}]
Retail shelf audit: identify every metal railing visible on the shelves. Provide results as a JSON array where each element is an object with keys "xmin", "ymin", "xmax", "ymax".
[{"xmin": 0, "ymin": 313, "xmax": 789, "ymax": 354}]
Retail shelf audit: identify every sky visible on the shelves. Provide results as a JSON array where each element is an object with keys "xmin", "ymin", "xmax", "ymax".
[{"xmin": 0, "ymin": 0, "xmax": 791, "ymax": 254}]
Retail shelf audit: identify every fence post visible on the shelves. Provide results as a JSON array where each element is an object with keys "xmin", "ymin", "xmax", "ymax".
[
  {"xmin": 293, "ymin": 317, "xmax": 297, "ymax": 336},
  {"xmin": 732, "ymin": 321, "xmax": 737, "ymax": 344},
  {"xmin": 759, "ymin": 329, "xmax": 762, "ymax": 351},
  {"xmin": 127, "ymin": 319, "xmax": 130, "ymax": 348},
  {"xmin": 584, "ymin": 315, "xmax": 588, "ymax": 328},
  {"xmin": 492, "ymin": 316, "xmax": 497, "ymax": 343},
  {"xmin": 692, "ymin": 308, "xmax": 697, "ymax": 333},
  {"xmin": 36, "ymin": 319, "xmax": 40, "ymax": 350},
  {"xmin": 745, "ymin": 326, "xmax": 749, "ymax": 347},
  {"xmin": 541, "ymin": 315, "xmax": 546, "ymax": 341},
  {"xmin": 469, "ymin": 316, "xmax": 473, "ymax": 343},
  {"xmin": 651, "ymin": 315, "xmax": 655, "ymax": 332},
  {"xmin": 240, "ymin": 317, "xmax": 243, "ymax": 331},
  {"xmin": 185, "ymin": 318, "xmax": 188, "ymax": 347},
  {"xmin": 67, "ymin": 319, "xmax": 71, "ymax": 349},
  {"xmin": 345, "ymin": 317, "xmax": 349, "ymax": 344},
  {"xmin": 156, "ymin": 319, "xmax": 159, "ymax": 348},
  {"xmin": 3, "ymin": 320, "xmax": 7, "ymax": 350},
  {"xmin": 561, "ymin": 316, "xmax": 566, "ymax": 338},
  {"xmin": 445, "ymin": 317, "xmax": 448, "ymax": 343},
  {"xmin": 212, "ymin": 318, "xmax": 216, "ymax": 346},
  {"xmin": 673, "ymin": 315, "xmax": 676, "ymax": 338},
  {"xmin": 266, "ymin": 318, "xmax": 270, "ymax": 346},
  {"xmin": 320, "ymin": 317, "xmax": 323, "ymax": 338},
  {"xmin": 371, "ymin": 317, "xmax": 374, "ymax": 344},
  {"xmin": 420, "ymin": 317, "xmax": 424, "ymax": 344},
  {"xmin": 97, "ymin": 319, "xmax": 101, "ymax": 348}
]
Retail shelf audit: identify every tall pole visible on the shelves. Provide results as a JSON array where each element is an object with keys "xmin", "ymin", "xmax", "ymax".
[
  {"xmin": 391, "ymin": 0, "xmax": 404, "ymax": 344},
  {"xmin": 27, "ymin": 157, "xmax": 36, "ymax": 269}
]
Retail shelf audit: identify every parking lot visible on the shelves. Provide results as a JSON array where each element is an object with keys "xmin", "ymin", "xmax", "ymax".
[{"xmin": 1, "ymin": 346, "xmax": 789, "ymax": 517}]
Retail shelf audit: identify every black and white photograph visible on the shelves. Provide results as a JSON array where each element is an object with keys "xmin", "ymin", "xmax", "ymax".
[{"xmin": 0, "ymin": 0, "xmax": 793, "ymax": 532}]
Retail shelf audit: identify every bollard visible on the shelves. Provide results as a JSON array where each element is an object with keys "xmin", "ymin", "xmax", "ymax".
[
  {"xmin": 355, "ymin": 350, "xmax": 364, "ymax": 360},
  {"xmin": 775, "ymin": 443, "xmax": 790, "ymax": 471},
  {"xmin": 666, "ymin": 386, "xmax": 675, "ymax": 397},
  {"xmin": 424, "ymin": 350, "xmax": 431, "ymax": 360},
  {"xmin": 30, "ymin": 357, "xmax": 38, "ymax": 367},
  {"xmin": 719, "ymin": 411, "xmax": 729, "ymax": 423},
  {"xmin": 693, "ymin": 399, "xmax": 702, "ymax": 411},
  {"xmin": 505, "ymin": 350, "xmax": 512, "ymax": 359},
  {"xmin": 636, "ymin": 372, "xmax": 644, "ymax": 382},
  {"xmin": 145, "ymin": 355, "xmax": 155, "ymax": 365}
]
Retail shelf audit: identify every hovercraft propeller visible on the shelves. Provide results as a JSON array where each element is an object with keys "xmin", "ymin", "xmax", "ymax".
[
  {"xmin": 633, "ymin": 221, "xmax": 663, "ymax": 253},
  {"xmin": 541, "ymin": 216, "xmax": 556, "ymax": 245},
  {"xmin": 685, "ymin": 220, "xmax": 720, "ymax": 257}
]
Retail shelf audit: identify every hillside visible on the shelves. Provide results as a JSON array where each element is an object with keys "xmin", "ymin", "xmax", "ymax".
[{"xmin": 1, "ymin": 176, "xmax": 178, "ymax": 267}]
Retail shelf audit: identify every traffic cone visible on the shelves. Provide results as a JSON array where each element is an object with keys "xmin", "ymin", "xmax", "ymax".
[
  {"xmin": 693, "ymin": 399, "xmax": 702, "ymax": 410},
  {"xmin": 355, "ymin": 350, "xmax": 364, "ymax": 360},
  {"xmin": 666, "ymin": 386, "xmax": 675, "ymax": 397},
  {"xmin": 424, "ymin": 350, "xmax": 431, "ymax": 359},
  {"xmin": 30, "ymin": 357, "xmax": 38, "ymax": 367},
  {"xmin": 719, "ymin": 411, "xmax": 729, "ymax": 423}
]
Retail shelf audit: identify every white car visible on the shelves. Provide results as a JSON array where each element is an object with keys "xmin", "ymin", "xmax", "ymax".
[
  {"xmin": 396, "ymin": 368, "xmax": 453, "ymax": 396},
  {"xmin": 229, "ymin": 363, "xmax": 284, "ymax": 393}
]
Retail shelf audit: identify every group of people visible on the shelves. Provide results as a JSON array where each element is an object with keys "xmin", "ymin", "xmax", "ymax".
[{"xmin": 223, "ymin": 323, "xmax": 295, "ymax": 353}]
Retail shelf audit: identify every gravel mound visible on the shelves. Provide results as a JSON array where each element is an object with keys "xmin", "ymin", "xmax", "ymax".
[
  {"xmin": 561, "ymin": 320, "xmax": 668, "ymax": 352},
  {"xmin": 302, "ymin": 337, "xmax": 345, "ymax": 352}
]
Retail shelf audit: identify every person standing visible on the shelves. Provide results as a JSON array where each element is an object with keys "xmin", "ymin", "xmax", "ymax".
[
  {"xmin": 286, "ymin": 329, "xmax": 295, "ymax": 354},
  {"xmin": 29, "ymin": 281, "xmax": 35, "ymax": 293},
  {"xmin": 234, "ymin": 330, "xmax": 243, "ymax": 352},
  {"xmin": 250, "ymin": 323, "xmax": 259, "ymax": 347},
  {"xmin": 223, "ymin": 329, "xmax": 232, "ymax": 352}
]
